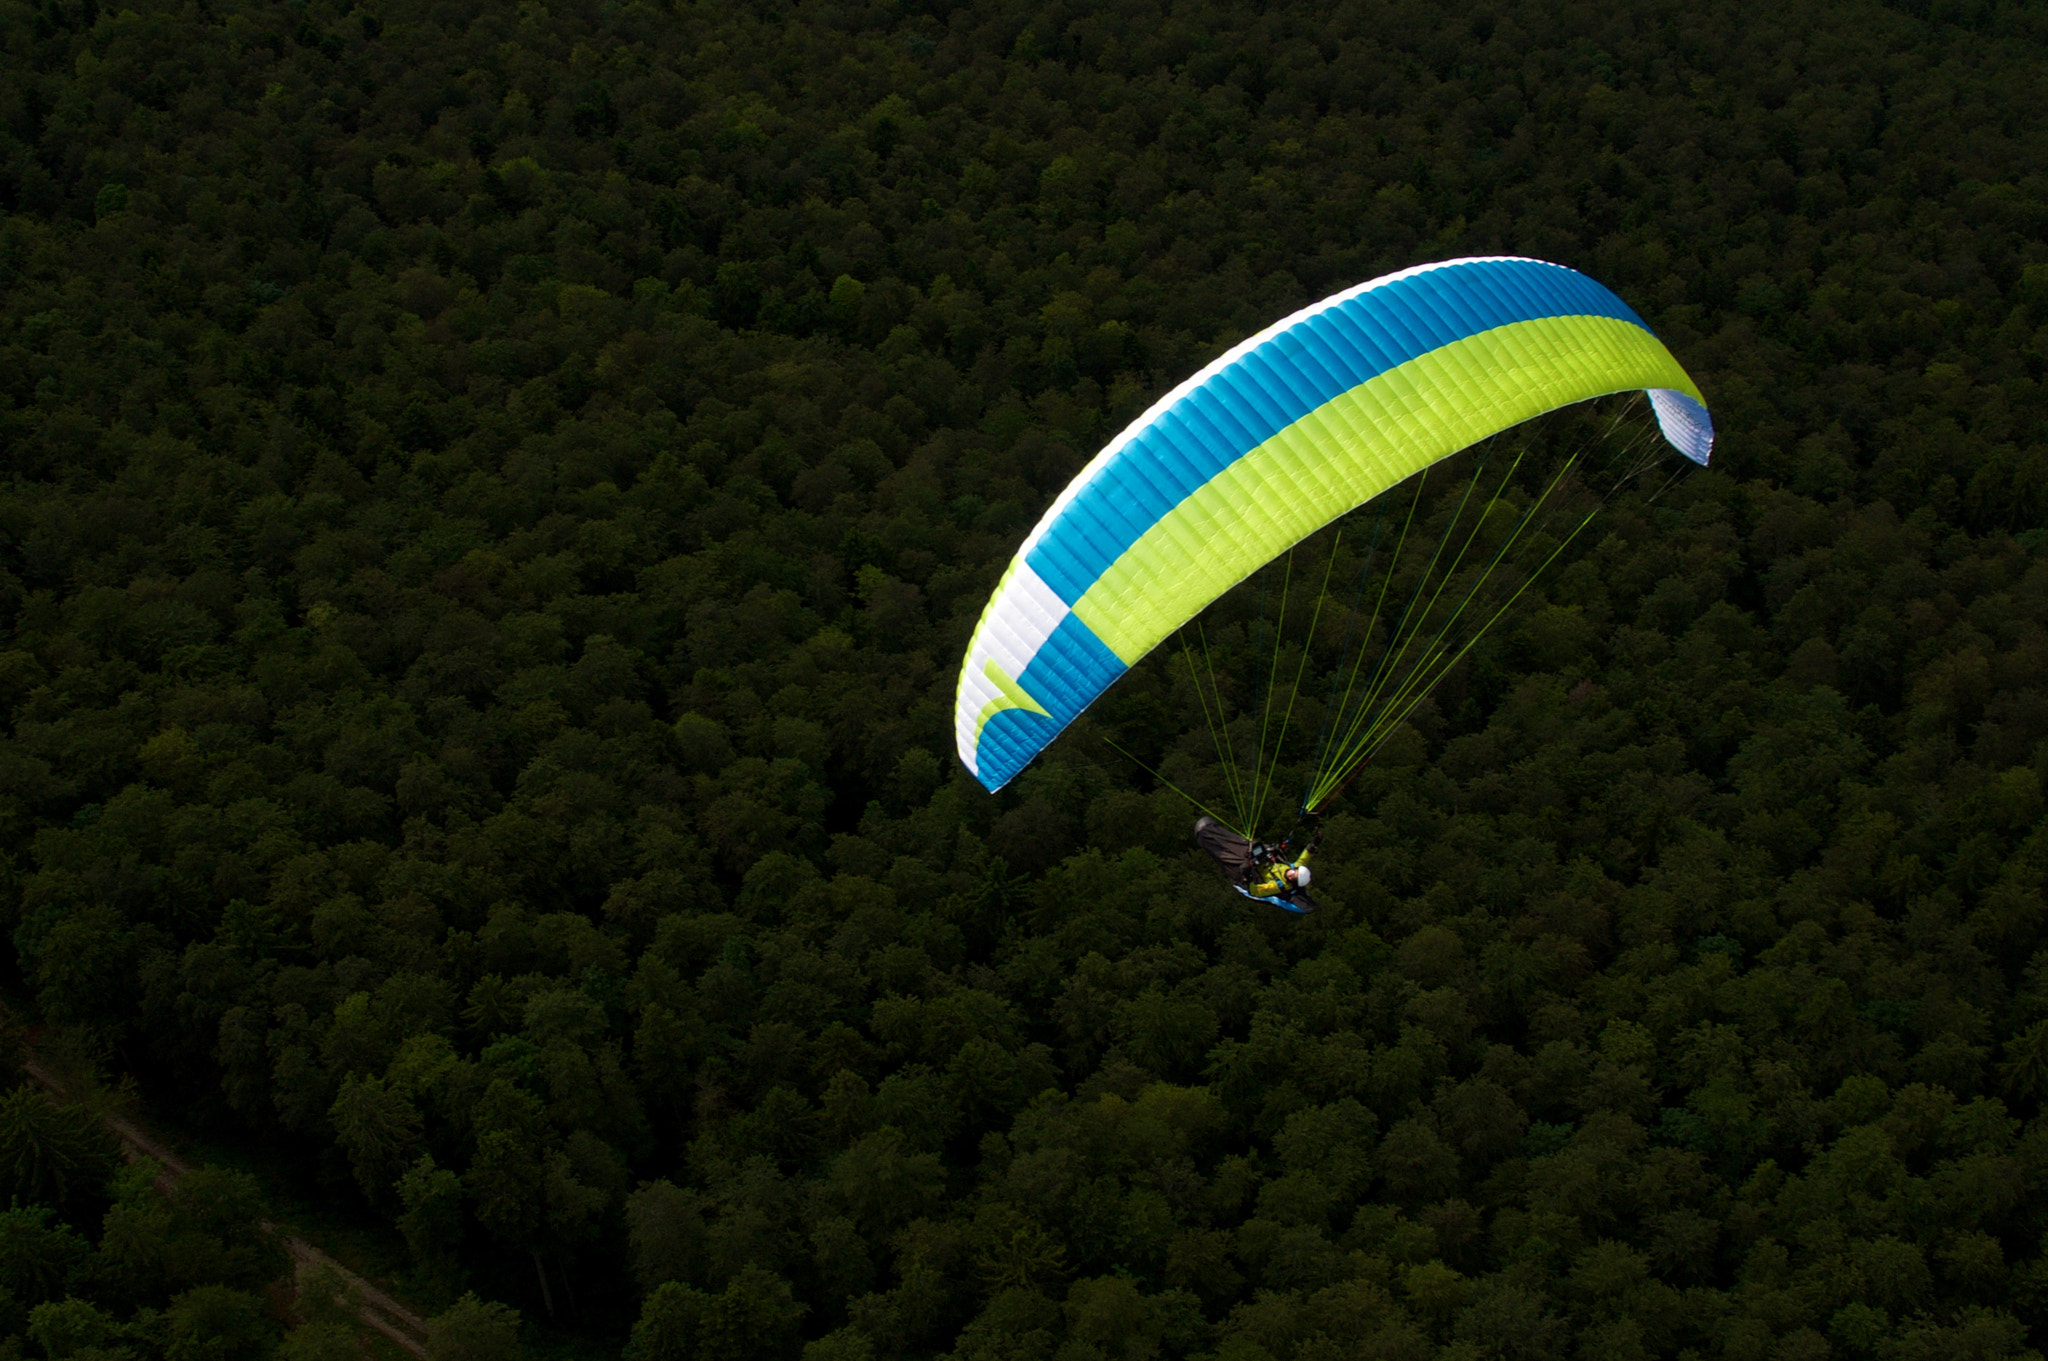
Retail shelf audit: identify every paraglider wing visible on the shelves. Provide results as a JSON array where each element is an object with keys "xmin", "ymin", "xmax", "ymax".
[{"xmin": 955, "ymin": 256, "xmax": 1712, "ymax": 793}]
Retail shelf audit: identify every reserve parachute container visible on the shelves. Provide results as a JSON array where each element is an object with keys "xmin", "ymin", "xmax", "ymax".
[{"xmin": 955, "ymin": 256, "xmax": 1712, "ymax": 794}]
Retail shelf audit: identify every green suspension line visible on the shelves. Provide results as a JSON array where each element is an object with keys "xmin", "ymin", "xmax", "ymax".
[{"xmin": 1132, "ymin": 402, "xmax": 1686, "ymax": 837}]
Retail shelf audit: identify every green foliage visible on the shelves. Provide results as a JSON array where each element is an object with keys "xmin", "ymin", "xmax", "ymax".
[
  {"xmin": 0, "ymin": 1088, "xmax": 117, "ymax": 1226},
  {"xmin": 329, "ymin": 1075, "xmax": 423, "ymax": 1205},
  {"xmin": 0, "ymin": 1131, "xmax": 336, "ymax": 1358},
  {"xmin": 92, "ymin": 1162, "xmax": 283, "ymax": 1308},
  {"xmin": 161, "ymin": 1285, "xmax": 274, "ymax": 1361},
  {"xmin": 627, "ymin": 1268, "xmax": 805, "ymax": 1361},
  {"xmin": 625, "ymin": 1180, "xmax": 705, "ymax": 1293},
  {"xmin": 0, "ymin": 1206, "xmax": 88, "ymax": 1320},
  {"xmin": 397, "ymin": 1154, "xmax": 468, "ymax": 1297},
  {"xmin": 273, "ymin": 1322, "xmax": 356, "ymax": 1361},
  {"xmin": 1, "ymin": 0, "xmax": 2047, "ymax": 1356},
  {"xmin": 24, "ymin": 1297, "xmax": 121, "ymax": 1361},
  {"xmin": 425, "ymin": 1294, "xmax": 525, "ymax": 1361}
]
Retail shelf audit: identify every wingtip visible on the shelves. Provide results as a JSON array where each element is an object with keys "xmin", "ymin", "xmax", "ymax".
[{"xmin": 1648, "ymin": 388, "xmax": 1714, "ymax": 466}]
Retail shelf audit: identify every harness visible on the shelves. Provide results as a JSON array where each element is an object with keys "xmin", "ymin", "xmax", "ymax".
[{"xmin": 1245, "ymin": 814, "xmax": 1319, "ymax": 895}]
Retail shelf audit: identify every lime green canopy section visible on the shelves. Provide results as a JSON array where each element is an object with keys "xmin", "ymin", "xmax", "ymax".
[
  {"xmin": 1071, "ymin": 311, "xmax": 1692, "ymax": 661},
  {"xmin": 954, "ymin": 256, "xmax": 1711, "ymax": 794}
]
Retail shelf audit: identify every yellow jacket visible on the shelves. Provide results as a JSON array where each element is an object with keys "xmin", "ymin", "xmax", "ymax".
[{"xmin": 1247, "ymin": 848, "xmax": 1310, "ymax": 898}]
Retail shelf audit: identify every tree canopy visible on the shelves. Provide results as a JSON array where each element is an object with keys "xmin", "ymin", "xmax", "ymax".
[{"xmin": 2, "ymin": 0, "xmax": 2047, "ymax": 1357}]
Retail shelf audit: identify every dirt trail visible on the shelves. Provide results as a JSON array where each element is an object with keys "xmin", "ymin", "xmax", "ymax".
[{"xmin": 19, "ymin": 1052, "xmax": 432, "ymax": 1357}]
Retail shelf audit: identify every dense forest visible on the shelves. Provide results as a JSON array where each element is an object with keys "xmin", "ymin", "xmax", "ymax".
[{"xmin": 2, "ymin": 0, "xmax": 2047, "ymax": 1357}]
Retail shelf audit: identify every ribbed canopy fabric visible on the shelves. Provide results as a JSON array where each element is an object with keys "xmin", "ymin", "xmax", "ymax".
[{"xmin": 955, "ymin": 256, "xmax": 1712, "ymax": 793}]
